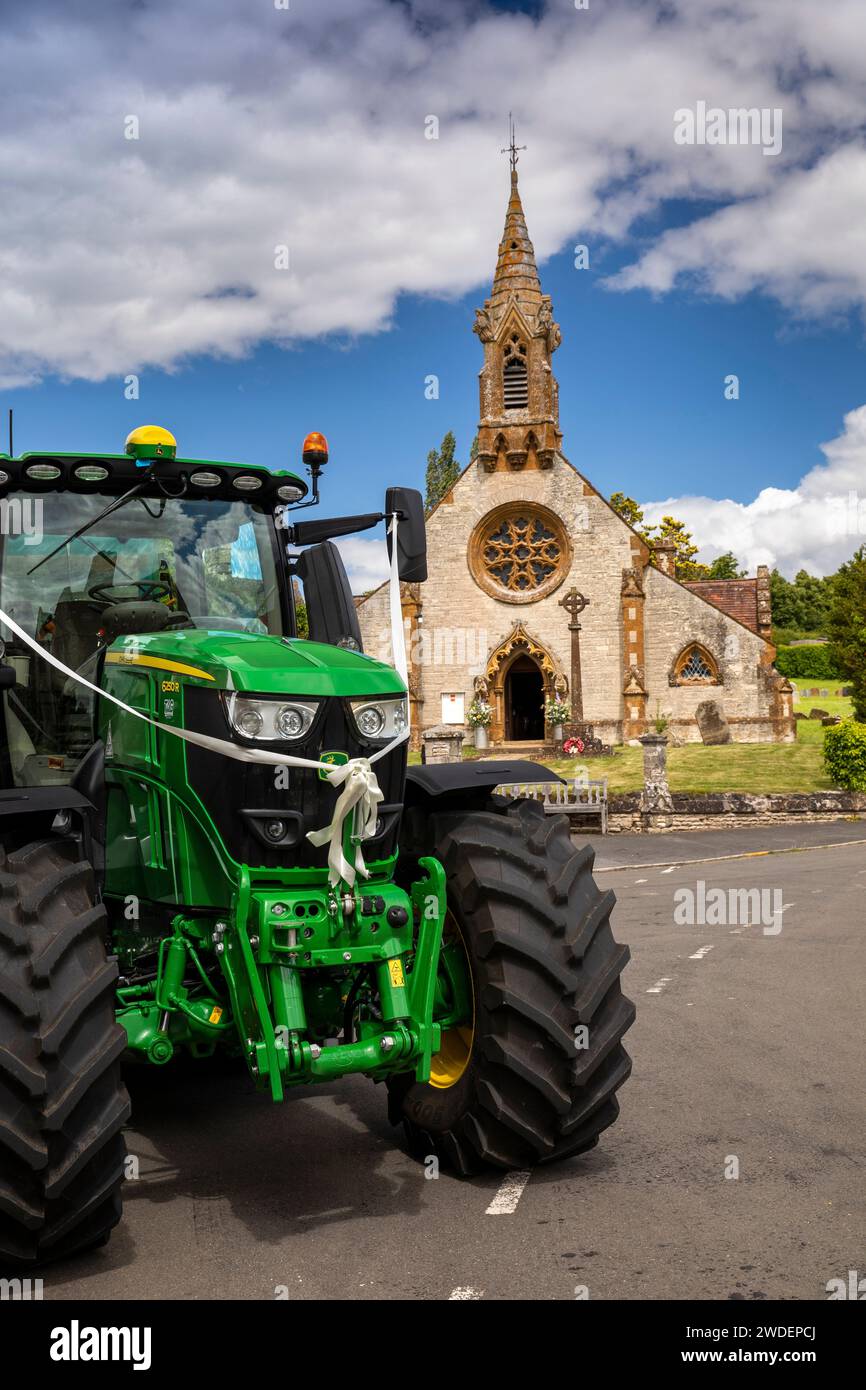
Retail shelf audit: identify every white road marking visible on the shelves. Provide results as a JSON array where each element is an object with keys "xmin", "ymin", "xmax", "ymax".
[
  {"xmin": 646, "ymin": 976, "xmax": 673, "ymax": 994},
  {"xmin": 689, "ymin": 945, "xmax": 715, "ymax": 960},
  {"xmin": 596, "ymin": 837, "xmax": 866, "ymax": 874},
  {"xmin": 660, "ymin": 866, "xmax": 677, "ymax": 874},
  {"xmin": 485, "ymin": 1169, "xmax": 532, "ymax": 1215},
  {"xmin": 635, "ymin": 878, "xmax": 648, "ymax": 884},
  {"xmin": 449, "ymin": 1286, "xmax": 484, "ymax": 1300}
]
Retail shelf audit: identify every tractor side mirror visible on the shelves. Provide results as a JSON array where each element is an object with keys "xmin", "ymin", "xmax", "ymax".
[
  {"xmin": 385, "ymin": 487, "xmax": 427, "ymax": 583},
  {"xmin": 295, "ymin": 542, "xmax": 364, "ymax": 651}
]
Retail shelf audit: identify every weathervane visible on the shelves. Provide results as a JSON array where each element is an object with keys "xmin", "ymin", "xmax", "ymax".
[{"xmin": 500, "ymin": 112, "xmax": 526, "ymax": 173}]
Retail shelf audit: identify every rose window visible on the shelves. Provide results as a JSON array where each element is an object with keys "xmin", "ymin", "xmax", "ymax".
[{"xmin": 469, "ymin": 503, "xmax": 570, "ymax": 604}]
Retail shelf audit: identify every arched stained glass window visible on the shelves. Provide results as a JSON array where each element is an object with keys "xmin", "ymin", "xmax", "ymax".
[{"xmin": 672, "ymin": 643, "xmax": 720, "ymax": 684}]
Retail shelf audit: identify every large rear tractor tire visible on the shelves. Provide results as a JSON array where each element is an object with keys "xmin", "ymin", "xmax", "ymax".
[
  {"xmin": 0, "ymin": 837, "xmax": 129, "ymax": 1269},
  {"xmin": 389, "ymin": 800, "xmax": 635, "ymax": 1175}
]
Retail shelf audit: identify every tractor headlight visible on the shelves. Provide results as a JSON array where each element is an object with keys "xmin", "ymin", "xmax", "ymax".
[
  {"xmin": 348, "ymin": 695, "xmax": 408, "ymax": 742},
  {"xmin": 226, "ymin": 694, "xmax": 319, "ymax": 741}
]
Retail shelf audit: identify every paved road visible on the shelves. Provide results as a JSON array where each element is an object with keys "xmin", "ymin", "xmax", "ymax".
[
  {"xmin": 45, "ymin": 835, "xmax": 865, "ymax": 1302},
  {"xmin": 592, "ymin": 818, "xmax": 866, "ymax": 872}
]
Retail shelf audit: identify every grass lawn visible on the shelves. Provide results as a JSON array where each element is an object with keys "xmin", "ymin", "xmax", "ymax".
[{"xmin": 408, "ymin": 685, "xmax": 855, "ymax": 794}]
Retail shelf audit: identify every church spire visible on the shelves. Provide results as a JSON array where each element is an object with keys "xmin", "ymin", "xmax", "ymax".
[
  {"xmin": 491, "ymin": 121, "xmax": 542, "ymax": 311},
  {"xmin": 472, "ymin": 135, "xmax": 563, "ymax": 475}
]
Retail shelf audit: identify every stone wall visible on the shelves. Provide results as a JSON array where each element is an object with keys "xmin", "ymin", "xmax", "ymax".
[{"xmin": 605, "ymin": 790, "xmax": 866, "ymax": 833}]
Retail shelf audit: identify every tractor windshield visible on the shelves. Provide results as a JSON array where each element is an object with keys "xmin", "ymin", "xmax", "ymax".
[{"xmin": 0, "ymin": 493, "xmax": 284, "ymax": 786}]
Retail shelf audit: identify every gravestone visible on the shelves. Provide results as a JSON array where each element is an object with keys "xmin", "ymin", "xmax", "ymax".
[
  {"xmin": 808, "ymin": 707, "xmax": 829, "ymax": 720},
  {"xmin": 421, "ymin": 725, "xmax": 464, "ymax": 764},
  {"xmin": 695, "ymin": 699, "xmax": 732, "ymax": 745}
]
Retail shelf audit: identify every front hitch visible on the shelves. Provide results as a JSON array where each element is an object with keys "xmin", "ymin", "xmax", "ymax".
[{"xmin": 219, "ymin": 859, "xmax": 446, "ymax": 1099}]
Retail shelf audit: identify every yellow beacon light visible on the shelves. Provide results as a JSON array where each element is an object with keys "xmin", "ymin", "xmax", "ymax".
[{"xmin": 125, "ymin": 425, "xmax": 177, "ymax": 463}]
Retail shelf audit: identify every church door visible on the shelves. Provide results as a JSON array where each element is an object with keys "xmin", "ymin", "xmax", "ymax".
[{"xmin": 505, "ymin": 655, "xmax": 545, "ymax": 741}]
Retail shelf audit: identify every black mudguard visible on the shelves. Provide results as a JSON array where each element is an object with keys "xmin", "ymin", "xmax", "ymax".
[{"xmin": 404, "ymin": 759, "xmax": 561, "ymax": 814}]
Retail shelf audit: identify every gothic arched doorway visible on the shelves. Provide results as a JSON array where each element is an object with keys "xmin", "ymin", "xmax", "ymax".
[
  {"xmin": 505, "ymin": 655, "xmax": 545, "ymax": 741},
  {"xmin": 484, "ymin": 622, "xmax": 564, "ymax": 744}
]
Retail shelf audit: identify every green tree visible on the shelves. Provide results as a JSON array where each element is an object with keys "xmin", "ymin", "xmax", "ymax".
[
  {"xmin": 609, "ymin": 492, "xmax": 647, "ymax": 532},
  {"xmin": 651, "ymin": 515, "xmax": 709, "ymax": 580},
  {"xmin": 826, "ymin": 546, "xmax": 866, "ymax": 721},
  {"xmin": 770, "ymin": 568, "xmax": 836, "ymax": 635},
  {"xmin": 706, "ymin": 551, "xmax": 745, "ymax": 580},
  {"xmin": 424, "ymin": 431, "xmax": 461, "ymax": 515}
]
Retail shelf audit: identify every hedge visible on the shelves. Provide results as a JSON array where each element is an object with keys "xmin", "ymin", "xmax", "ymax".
[
  {"xmin": 823, "ymin": 719, "xmax": 866, "ymax": 791},
  {"xmin": 774, "ymin": 644, "xmax": 842, "ymax": 680}
]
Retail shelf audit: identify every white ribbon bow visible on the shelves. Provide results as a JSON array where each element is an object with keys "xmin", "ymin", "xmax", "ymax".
[{"xmin": 306, "ymin": 757, "xmax": 385, "ymax": 887}]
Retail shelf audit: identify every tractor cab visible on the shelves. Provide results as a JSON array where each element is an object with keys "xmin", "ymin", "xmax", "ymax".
[{"xmin": 0, "ymin": 426, "xmax": 363, "ymax": 790}]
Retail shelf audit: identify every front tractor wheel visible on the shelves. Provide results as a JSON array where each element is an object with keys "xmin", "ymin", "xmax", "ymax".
[{"xmin": 389, "ymin": 800, "xmax": 635, "ymax": 1176}]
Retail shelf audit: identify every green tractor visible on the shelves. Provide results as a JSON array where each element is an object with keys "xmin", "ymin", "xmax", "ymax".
[{"xmin": 0, "ymin": 424, "xmax": 634, "ymax": 1268}]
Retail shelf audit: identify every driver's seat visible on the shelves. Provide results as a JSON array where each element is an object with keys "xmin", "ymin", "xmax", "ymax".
[{"xmin": 49, "ymin": 593, "xmax": 105, "ymax": 685}]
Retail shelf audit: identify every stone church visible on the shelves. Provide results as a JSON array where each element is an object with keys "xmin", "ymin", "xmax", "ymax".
[{"xmin": 357, "ymin": 162, "xmax": 795, "ymax": 750}]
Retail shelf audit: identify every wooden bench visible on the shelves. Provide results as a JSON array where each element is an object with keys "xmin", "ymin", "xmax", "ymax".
[{"xmin": 496, "ymin": 777, "xmax": 609, "ymax": 834}]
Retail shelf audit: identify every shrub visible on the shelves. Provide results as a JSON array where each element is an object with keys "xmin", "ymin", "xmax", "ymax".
[
  {"xmin": 823, "ymin": 719, "xmax": 866, "ymax": 791},
  {"xmin": 774, "ymin": 644, "xmax": 841, "ymax": 680}
]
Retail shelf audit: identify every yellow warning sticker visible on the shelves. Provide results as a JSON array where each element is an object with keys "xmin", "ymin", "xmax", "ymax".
[
  {"xmin": 208, "ymin": 1006, "xmax": 223, "ymax": 1025},
  {"xmin": 388, "ymin": 959, "xmax": 405, "ymax": 989}
]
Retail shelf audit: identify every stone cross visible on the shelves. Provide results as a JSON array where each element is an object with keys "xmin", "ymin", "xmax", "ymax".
[{"xmin": 559, "ymin": 587, "xmax": 589, "ymax": 722}]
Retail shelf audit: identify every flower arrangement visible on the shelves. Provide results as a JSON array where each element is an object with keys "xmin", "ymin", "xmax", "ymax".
[
  {"xmin": 562, "ymin": 735, "xmax": 585, "ymax": 757},
  {"xmin": 466, "ymin": 698, "xmax": 492, "ymax": 730},
  {"xmin": 544, "ymin": 698, "xmax": 571, "ymax": 726}
]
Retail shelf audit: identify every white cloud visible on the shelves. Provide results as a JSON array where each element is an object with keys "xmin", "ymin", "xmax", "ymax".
[
  {"xmin": 2, "ymin": 0, "xmax": 866, "ymax": 386},
  {"xmin": 641, "ymin": 403, "xmax": 866, "ymax": 577},
  {"xmin": 611, "ymin": 145, "xmax": 866, "ymax": 314},
  {"xmin": 336, "ymin": 536, "xmax": 390, "ymax": 594}
]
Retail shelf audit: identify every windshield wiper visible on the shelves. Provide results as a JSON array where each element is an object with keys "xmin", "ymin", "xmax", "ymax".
[{"xmin": 27, "ymin": 474, "xmax": 154, "ymax": 576}]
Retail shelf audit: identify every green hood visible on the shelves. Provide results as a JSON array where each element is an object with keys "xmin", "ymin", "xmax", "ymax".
[{"xmin": 108, "ymin": 628, "xmax": 405, "ymax": 698}]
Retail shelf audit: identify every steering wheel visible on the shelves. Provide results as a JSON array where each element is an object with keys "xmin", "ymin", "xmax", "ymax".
[{"xmin": 88, "ymin": 579, "xmax": 171, "ymax": 605}]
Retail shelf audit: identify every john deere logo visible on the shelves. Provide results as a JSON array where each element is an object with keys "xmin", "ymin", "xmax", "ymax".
[{"xmin": 318, "ymin": 751, "xmax": 348, "ymax": 780}]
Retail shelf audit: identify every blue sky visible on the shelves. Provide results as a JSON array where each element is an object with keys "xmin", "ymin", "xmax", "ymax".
[{"xmin": 2, "ymin": 0, "xmax": 866, "ymax": 583}]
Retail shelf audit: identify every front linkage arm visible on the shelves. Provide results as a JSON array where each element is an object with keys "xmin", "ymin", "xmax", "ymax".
[{"xmin": 222, "ymin": 858, "xmax": 446, "ymax": 1099}]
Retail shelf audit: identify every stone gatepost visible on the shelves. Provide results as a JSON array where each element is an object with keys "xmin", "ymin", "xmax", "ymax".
[
  {"xmin": 421, "ymin": 725, "xmax": 464, "ymax": 765},
  {"xmin": 638, "ymin": 732, "xmax": 674, "ymax": 830}
]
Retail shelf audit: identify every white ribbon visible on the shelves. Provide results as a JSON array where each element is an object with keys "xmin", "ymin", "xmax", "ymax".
[
  {"xmin": 0, "ymin": 512, "xmax": 410, "ymax": 888},
  {"xmin": 388, "ymin": 512, "xmax": 408, "ymax": 687},
  {"xmin": 306, "ymin": 758, "xmax": 385, "ymax": 887}
]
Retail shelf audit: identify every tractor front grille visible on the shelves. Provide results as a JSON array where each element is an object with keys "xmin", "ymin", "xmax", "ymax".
[{"xmin": 183, "ymin": 687, "xmax": 406, "ymax": 871}]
